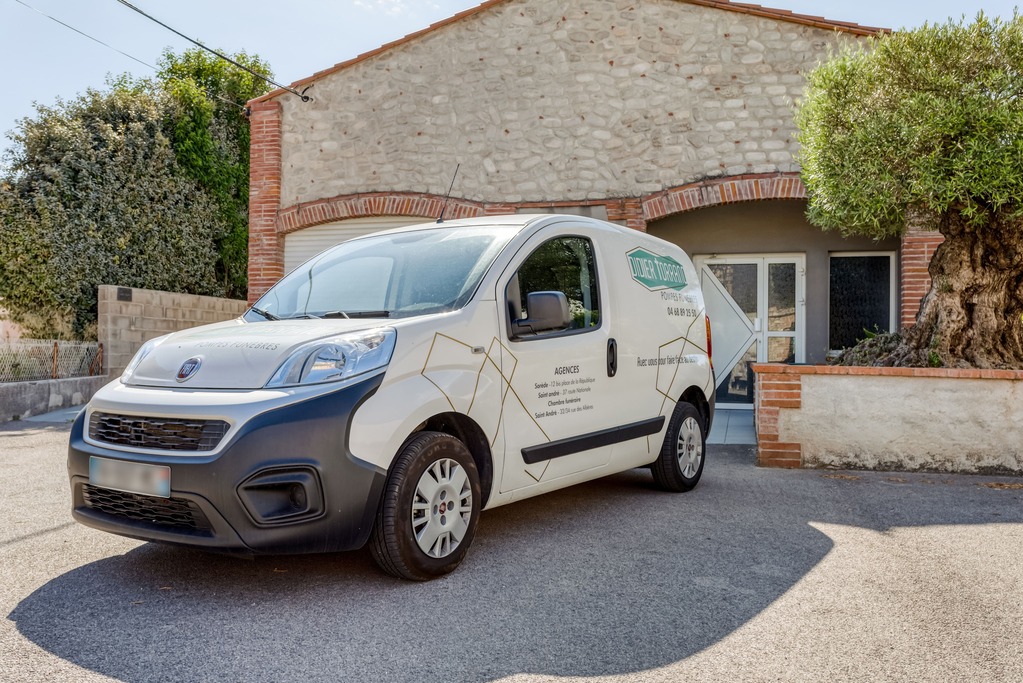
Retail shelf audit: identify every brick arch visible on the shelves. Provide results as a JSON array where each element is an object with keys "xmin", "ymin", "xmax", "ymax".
[
  {"xmin": 641, "ymin": 172, "xmax": 807, "ymax": 223},
  {"xmin": 249, "ymin": 174, "xmax": 809, "ymax": 302},
  {"xmin": 277, "ymin": 192, "xmax": 488, "ymax": 235}
]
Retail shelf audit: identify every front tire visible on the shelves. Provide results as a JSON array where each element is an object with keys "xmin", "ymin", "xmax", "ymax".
[
  {"xmin": 370, "ymin": 431, "xmax": 481, "ymax": 580},
  {"xmin": 651, "ymin": 401, "xmax": 706, "ymax": 492}
]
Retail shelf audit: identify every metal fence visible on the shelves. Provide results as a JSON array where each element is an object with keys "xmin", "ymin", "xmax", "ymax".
[{"xmin": 0, "ymin": 341, "xmax": 103, "ymax": 383}]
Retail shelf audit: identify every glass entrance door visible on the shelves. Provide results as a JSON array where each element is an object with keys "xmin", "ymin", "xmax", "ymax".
[{"xmin": 695, "ymin": 255, "xmax": 805, "ymax": 408}]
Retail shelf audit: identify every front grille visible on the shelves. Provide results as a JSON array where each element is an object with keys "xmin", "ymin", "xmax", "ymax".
[
  {"xmin": 89, "ymin": 412, "xmax": 229, "ymax": 452},
  {"xmin": 82, "ymin": 485, "xmax": 212, "ymax": 532}
]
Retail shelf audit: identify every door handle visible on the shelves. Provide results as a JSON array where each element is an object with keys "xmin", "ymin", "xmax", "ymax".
[{"xmin": 607, "ymin": 338, "xmax": 618, "ymax": 378}]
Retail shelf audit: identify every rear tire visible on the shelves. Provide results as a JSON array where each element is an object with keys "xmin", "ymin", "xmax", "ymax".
[
  {"xmin": 370, "ymin": 431, "xmax": 481, "ymax": 580},
  {"xmin": 651, "ymin": 401, "xmax": 706, "ymax": 492}
]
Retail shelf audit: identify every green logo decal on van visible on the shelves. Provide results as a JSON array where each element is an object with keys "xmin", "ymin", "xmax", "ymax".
[{"xmin": 627, "ymin": 248, "xmax": 688, "ymax": 291}]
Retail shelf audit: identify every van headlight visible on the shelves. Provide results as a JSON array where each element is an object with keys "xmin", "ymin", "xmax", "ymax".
[
  {"xmin": 120, "ymin": 335, "xmax": 170, "ymax": 384},
  {"xmin": 265, "ymin": 327, "xmax": 396, "ymax": 388}
]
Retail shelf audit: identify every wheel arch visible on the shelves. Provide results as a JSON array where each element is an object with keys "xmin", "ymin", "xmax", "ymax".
[
  {"xmin": 679, "ymin": 385, "xmax": 713, "ymax": 435},
  {"xmin": 408, "ymin": 412, "xmax": 495, "ymax": 509}
]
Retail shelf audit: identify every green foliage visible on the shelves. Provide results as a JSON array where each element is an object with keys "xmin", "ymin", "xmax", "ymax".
[
  {"xmin": 0, "ymin": 48, "xmax": 273, "ymax": 338},
  {"xmin": 928, "ymin": 335, "xmax": 945, "ymax": 367},
  {"xmin": 0, "ymin": 188, "xmax": 62, "ymax": 335},
  {"xmin": 795, "ymin": 12, "xmax": 1023, "ymax": 237},
  {"xmin": 0, "ymin": 89, "xmax": 223, "ymax": 338},
  {"xmin": 157, "ymin": 48, "xmax": 272, "ymax": 299}
]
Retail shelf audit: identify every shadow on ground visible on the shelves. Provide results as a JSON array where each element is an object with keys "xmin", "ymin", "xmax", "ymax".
[{"xmin": 10, "ymin": 446, "xmax": 1023, "ymax": 682}]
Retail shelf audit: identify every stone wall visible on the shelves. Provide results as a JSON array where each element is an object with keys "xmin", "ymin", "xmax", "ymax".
[
  {"xmin": 0, "ymin": 375, "xmax": 108, "ymax": 423},
  {"xmin": 277, "ymin": 0, "xmax": 862, "ymax": 207},
  {"xmin": 753, "ymin": 363, "xmax": 1023, "ymax": 474},
  {"xmin": 98, "ymin": 285, "xmax": 248, "ymax": 379}
]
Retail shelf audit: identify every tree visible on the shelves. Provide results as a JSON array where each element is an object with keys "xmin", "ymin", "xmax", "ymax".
[
  {"xmin": 0, "ymin": 88, "xmax": 224, "ymax": 338},
  {"xmin": 795, "ymin": 13, "xmax": 1023, "ymax": 368},
  {"xmin": 156, "ymin": 48, "xmax": 272, "ymax": 299},
  {"xmin": 0, "ymin": 48, "xmax": 273, "ymax": 338}
]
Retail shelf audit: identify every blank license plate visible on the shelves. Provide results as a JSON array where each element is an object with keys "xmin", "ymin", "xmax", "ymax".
[{"xmin": 89, "ymin": 457, "xmax": 171, "ymax": 498}]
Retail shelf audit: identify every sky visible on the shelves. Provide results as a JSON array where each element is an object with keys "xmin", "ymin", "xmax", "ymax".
[{"xmin": 0, "ymin": 0, "xmax": 1020, "ymax": 160}]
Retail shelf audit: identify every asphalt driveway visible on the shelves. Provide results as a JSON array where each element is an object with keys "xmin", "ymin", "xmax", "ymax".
[{"xmin": 1, "ymin": 418, "xmax": 1021, "ymax": 682}]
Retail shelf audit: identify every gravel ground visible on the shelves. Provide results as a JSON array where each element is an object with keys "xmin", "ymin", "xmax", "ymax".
[{"xmin": 1, "ymin": 418, "xmax": 1022, "ymax": 683}]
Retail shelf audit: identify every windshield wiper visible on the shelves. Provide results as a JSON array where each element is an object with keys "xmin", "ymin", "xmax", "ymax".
[
  {"xmin": 322, "ymin": 310, "xmax": 390, "ymax": 319},
  {"xmin": 250, "ymin": 306, "xmax": 280, "ymax": 321}
]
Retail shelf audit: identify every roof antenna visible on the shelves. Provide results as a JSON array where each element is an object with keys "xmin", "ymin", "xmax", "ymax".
[{"xmin": 436, "ymin": 163, "xmax": 461, "ymax": 223}]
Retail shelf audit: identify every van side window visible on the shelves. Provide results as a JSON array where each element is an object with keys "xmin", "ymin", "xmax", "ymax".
[{"xmin": 507, "ymin": 236, "xmax": 601, "ymax": 338}]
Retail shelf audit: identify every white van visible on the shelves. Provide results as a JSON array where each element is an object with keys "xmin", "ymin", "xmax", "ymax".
[{"xmin": 69, "ymin": 215, "xmax": 714, "ymax": 580}]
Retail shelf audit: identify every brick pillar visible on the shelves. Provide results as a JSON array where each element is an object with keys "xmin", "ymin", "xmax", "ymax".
[
  {"xmin": 752, "ymin": 365, "xmax": 802, "ymax": 468},
  {"xmin": 899, "ymin": 227, "xmax": 943, "ymax": 330},
  {"xmin": 247, "ymin": 100, "xmax": 285, "ymax": 304},
  {"xmin": 608, "ymin": 198, "xmax": 646, "ymax": 231}
]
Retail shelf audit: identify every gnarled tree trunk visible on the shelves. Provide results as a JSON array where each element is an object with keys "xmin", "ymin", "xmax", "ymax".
[{"xmin": 900, "ymin": 211, "xmax": 1023, "ymax": 369}]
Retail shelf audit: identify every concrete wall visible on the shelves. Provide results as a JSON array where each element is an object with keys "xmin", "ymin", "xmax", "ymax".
[
  {"xmin": 0, "ymin": 375, "xmax": 109, "ymax": 422},
  {"xmin": 98, "ymin": 286, "xmax": 248, "ymax": 379},
  {"xmin": 277, "ymin": 0, "xmax": 861, "ymax": 206},
  {"xmin": 753, "ymin": 363, "xmax": 1023, "ymax": 474},
  {"xmin": 649, "ymin": 201, "xmax": 901, "ymax": 364}
]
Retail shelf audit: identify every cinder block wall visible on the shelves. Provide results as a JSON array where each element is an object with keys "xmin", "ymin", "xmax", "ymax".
[{"xmin": 98, "ymin": 286, "xmax": 248, "ymax": 378}]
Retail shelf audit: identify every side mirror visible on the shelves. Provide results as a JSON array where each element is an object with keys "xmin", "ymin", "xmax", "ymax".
[{"xmin": 512, "ymin": 291, "xmax": 571, "ymax": 337}]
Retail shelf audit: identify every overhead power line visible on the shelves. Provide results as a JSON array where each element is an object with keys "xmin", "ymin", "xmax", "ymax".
[
  {"xmin": 112, "ymin": 0, "xmax": 312, "ymax": 102},
  {"xmin": 13, "ymin": 0, "xmax": 156, "ymax": 73},
  {"xmin": 10, "ymin": 0, "xmax": 246, "ymax": 111}
]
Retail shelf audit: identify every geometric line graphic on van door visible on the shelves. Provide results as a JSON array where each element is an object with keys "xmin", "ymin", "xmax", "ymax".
[
  {"xmin": 421, "ymin": 333, "xmax": 552, "ymax": 483},
  {"xmin": 655, "ymin": 310, "xmax": 709, "ymax": 417}
]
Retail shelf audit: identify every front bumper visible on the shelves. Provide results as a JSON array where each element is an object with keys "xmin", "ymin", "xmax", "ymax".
[{"xmin": 67, "ymin": 375, "xmax": 386, "ymax": 555}]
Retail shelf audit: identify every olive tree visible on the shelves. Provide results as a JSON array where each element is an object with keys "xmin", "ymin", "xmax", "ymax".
[{"xmin": 795, "ymin": 13, "xmax": 1023, "ymax": 368}]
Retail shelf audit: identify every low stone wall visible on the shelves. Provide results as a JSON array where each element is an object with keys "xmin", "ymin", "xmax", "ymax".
[
  {"xmin": 0, "ymin": 375, "xmax": 110, "ymax": 423},
  {"xmin": 0, "ymin": 287, "xmax": 247, "ymax": 423},
  {"xmin": 98, "ymin": 285, "xmax": 248, "ymax": 378},
  {"xmin": 752, "ymin": 363, "xmax": 1023, "ymax": 474}
]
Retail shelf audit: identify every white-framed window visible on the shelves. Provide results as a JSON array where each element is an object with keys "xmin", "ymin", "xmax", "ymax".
[{"xmin": 828, "ymin": 252, "xmax": 897, "ymax": 350}]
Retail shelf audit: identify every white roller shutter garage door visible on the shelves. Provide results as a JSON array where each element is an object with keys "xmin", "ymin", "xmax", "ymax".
[{"xmin": 283, "ymin": 216, "xmax": 432, "ymax": 273}]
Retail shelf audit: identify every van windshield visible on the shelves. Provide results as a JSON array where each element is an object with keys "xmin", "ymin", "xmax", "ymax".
[{"xmin": 245, "ymin": 226, "xmax": 517, "ymax": 321}]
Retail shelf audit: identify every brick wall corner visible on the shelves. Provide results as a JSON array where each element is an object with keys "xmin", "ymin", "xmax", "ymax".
[
  {"xmin": 753, "ymin": 368, "xmax": 803, "ymax": 468},
  {"xmin": 899, "ymin": 226, "xmax": 943, "ymax": 330},
  {"xmin": 248, "ymin": 100, "xmax": 285, "ymax": 304}
]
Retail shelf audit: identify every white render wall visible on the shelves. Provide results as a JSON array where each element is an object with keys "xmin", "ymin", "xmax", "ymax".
[
  {"xmin": 785, "ymin": 374, "xmax": 1023, "ymax": 474},
  {"xmin": 279, "ymin": 0, "xmax": 860, "ymax": 207}
]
